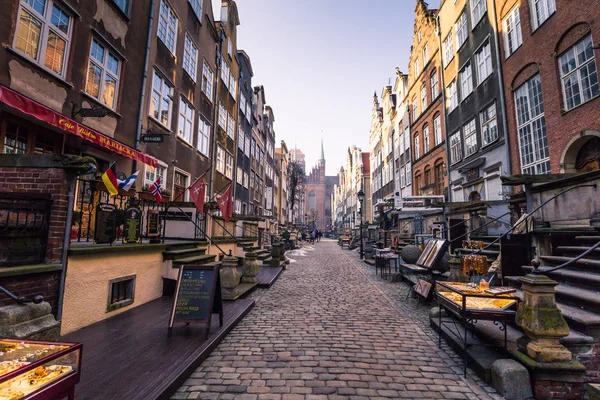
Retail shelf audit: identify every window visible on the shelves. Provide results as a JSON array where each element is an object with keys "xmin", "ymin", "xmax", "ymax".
[
  {"xmin": 431, "ymin": 71, "xmax": 439, "ymax": 99},
  {"xmin": 229, "ymin": 75, "xmax": 237, "ymax": 98},
  {"xmin": 150, "ymin": 72, "xmax": 174, "ymax": 126},
  {"xmin": 434, "ymin": 162, "xmax": 444, "ymax": 195},
  {"xmin": 189, "ymin": 0, "xmax": 202, "ymax": 19},
  {"xmin": 107, "ymin": 276, "xmax": 135, "ymax": 312},
  {"xmin": 225, "ymin": 153, "xmax": 233, "ymax": 179},
  {"xmin": 447, "ymin": 79, "xmax": 458, "ymax": 112},
  {"xmin": 216, "ymin": 145, "xmax": 225, "ymax": 174},
  {"xmin": 456, "ymin": 12, "xmax": 468, "ymax": 48},
  {"xmin": 559, "ymin": 35, "xmax": 599, "ymax": 110},
  {"xmin": 418, "ymin": 29, "xmax": 422, "ymax": 43},
  {"xmin": 415, "ymin": 58, "xmax": 421, "ymax": 77},
  {"xmin": 178, "ymin": 97, "xmax": 194, "ymax": 144},
  {"xmin": 235, "ymin": 199, "xmax": 241, "ymax": 214},
  {"xmin": 183, "ymin": 35, "xmax": 198, "ymax": 81},
  {"xmin": 145, "ymin": 164, "xmax": 165, "ymax": 186},
  {"xmin": 201, "ymin": 62, "xmax": 214, "ymax": 100},
  {"xmin": 112, "ymin": 0, "xmax": 130, "ymax": 14},
  {"xmin": 244, "ymin": 134, "xmax": 250, "ymax": 156},
  {"xmin": 218, "ymin": 102, "xmax": 226, "ymax": 130},
  {"xmin": 414, "ymin": 135, "xmax": 420, "ymax": 159},
  {"xmin": 464, "ymin": 119, "xmax": 478, "ymax": 157},
  {"xmin": 240, "ymin": 95, "xmax": 246, "ymax": 115},
  {"xmin": 237, "ymin": 127, "xmax": 244, "ymax": 150},
  {"xmin": 514, "ymin": 74, "xmax": 550, "ymax": 174},
  {"xmin": 460, "ymin": 61, "xmax": 473, "ymax": 100},
  {"xmin": 197, "ymin": 117, "xmax": 210, "ymax": 156},
  {"xmin": 243, "ymin": 171, "xmax": 249, "ymax": 188},
  {"xmin": 530, "ymin": 0, "xmax": 555, "ymax": 30},
  {"xmin": 85, "ymin": 39, "xmax": 121, "ymax": 109},
  {"xmin": 434, "ymin": 115, "xmax": 442, "ymax": 145},
  {"xmin": 174, "ymin": 171, "xmax": 188, "ymax": 201},
  {"xmin": 421, "ymin": 85, "xmax": 428, "ymax": 110},
  {"xmin": 227, "ymin": 37, "xmax": 232, "ymax": 56},
  {"xmin": 14, "ymin": 0, "xmax": 72, "ymax": 77},
  {"xmin": 406, "ymin": 162, "xmax": 412, "ymax": 185},
  {"xmin": 423, "ymin": 125, "xmax": 430, "ymax": 153},
  {"xmin": 227, "ymin": 114, "xmax": 235, "ymax": 139},
  {"xmin": 443, "ymin": 32, "xmax": 455, "ymax": 67},
  {"xmin": 503, "ymin": 7, "xmax": 523, "ymax": 57},
  {"xmin": 400, "ymin": 166, "xmax": 406, "ymax": 188},
  {"xmin": 221, "ymin": 57, "xmax": 230, "ymax": 87},
  {"xmin": 471, "ymin": 0, "xmax": 487, "ymax": 25},
  {"xmin": 422, "ymin": 43, "xmax": 429, "ymax": 62},
  {"xmin": 481, "ymin": 103, "xmax": 498, "ymax": 146},
  {"xmin": 157, "ymin": 0, "xmax": 177, "ymax": 54},
  {"xmin": 412, "ymin": 99, "xmax": 418, "ymax": 119},
  {"xmin": 424, "ymin": 168, "xmax": 431, "ymax": 185},
  {"xmin": 476, "ymin": 42, "xmax": 492, "ymax": 84},
  {"xmin": 450, "ymin": 131, "xmax": 462, "ymax": 164}
]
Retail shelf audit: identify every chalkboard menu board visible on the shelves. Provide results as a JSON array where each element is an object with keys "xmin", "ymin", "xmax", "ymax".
[
  {"xmin": 122, "ymin": 207, "xmax": 142, "ymax": 244},
  {"xmin": 147, "ymin": 209, "xmax": 160, "ymax": 243},
  {"xmin": 168, "ymin": 264, "xmax": 223, "ymax": 338},
  {"xmin": 94, "ymin": 203, "xmax": 116, "ymax": 244}
]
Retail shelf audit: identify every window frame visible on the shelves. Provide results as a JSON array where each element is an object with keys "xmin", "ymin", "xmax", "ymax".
[
  {"xmin": 421, "ymin": 85, "xmax": 428, "ymax": 110},
  {"xmin": 201, "ymin": 60, "xmax": 214, "ymax": 101},
  {"xmin": 423, "ymin": 125, "xmax": 430, "ymax": 154},
  {"xmin": 183, "ymin": 34, "xmax": 198, "ymax": 82},
  {"xmin": 460, "ymin": 61, "xmax": 474, "ymax": 101},
  {"xmin": 558, "ymin": 35, "xmax": 599, "ymax": 111},
  {"xmin": 443, "ymin": 31, "xmax": 455, "ymax": 67},
  {"xmin": 177, "ymin": 96, "xmax": 194, "ymax": 145},
  {"xmin": 431, "ymin": 71, "xmax": 439, "ymax": 99},
  {"xmin": 480, "ymin": 102, "xmax": 498, "ymax": 147},
  {"xmin": 85, "ymin": 38, "xmax": 121, "ymax": 110},
  {"xmin": 503, "ymin": 6, "xmax": 523, "ymax": 57},
  {"xmin": 157, "ymin": 0, "xmax": 178, "ymax": 55},
  {"xmin": 150, "ymin": 70, "xmax": 174, "ymax": 128},
  {"xmin": 456, "ymin": 11, "xmax": 468, "ymax": 49},
  {"xmin": 475, "ymin": 41, "xmax": 493, "ymax": 85},
  {"xmin": 197, "ymin": 116, "xmax": 210, "ymax": 156},
  {"xmin": 447, "ymin": 79, "xmax": 458, "ymax": 112},
  {"xmin": 414, "ymin": 134, "xmax": 420, "ymax": 160},
  {"xmin": 450, "ymin": 131, "xmax": 463, "ymax": 165},
  {"xmin": 529, "ymin": 0, "xmax": 556, "ymax": 31},
  {"xmin": 434, "ymin": 115, "xmax": 442, "ymax": 145},
  {"xmin": 463, "ymin": 118, "xmax": 478, "ymax": 157},
  {"xmin": 471, "ymin": 0, "xmax": 487, "ymax": 27},
  {"xmin": 188, "ymin": 0, "xmax": 202, "ymax": 20}
]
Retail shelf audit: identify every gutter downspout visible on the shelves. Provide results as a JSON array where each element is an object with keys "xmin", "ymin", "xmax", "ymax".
[
  {"xmin": 56, "ymin": 175, "xmax": 76, "ymax": 321},
  {"xmin": 436, "ymin": 14, "xmax": 452, "ymax": 203},
  {"xmin": 490, "ymin": 0, "xmax": 512, "ymax": 178},
  {"xmin": 133, "ymin": 0, "xmax": 156, "ymax": 173}
]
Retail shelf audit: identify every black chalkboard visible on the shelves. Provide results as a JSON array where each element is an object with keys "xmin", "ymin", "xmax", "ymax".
[
  {"xmin": 168, "ymin": 264, "xmax": 223, "ymax": 338},
  {"xmin": 122, "ymin": 207, "xmax": 142, "ymax": 244},
  {"xmin": 94, "ymin": 203, "xmax": 116, "ymax": 244},
  {"xmin": 147, "ymin": 210, "xmax": 160, "ymax": 237}
]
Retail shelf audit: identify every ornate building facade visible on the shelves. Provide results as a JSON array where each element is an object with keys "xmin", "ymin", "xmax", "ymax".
[{"xmin": 304, "ymin": 142, "xmax": 338, "ymax": 232}]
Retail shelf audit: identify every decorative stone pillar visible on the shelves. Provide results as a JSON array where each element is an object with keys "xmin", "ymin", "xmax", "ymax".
[
  {"xmin": 241, "ymin": 252, "xmax": 259, "ymax": 284},
  {"xmin": 270, "ymin": 238, "xmax": 282, "ymax": 267},
  {"xmin": 448, "ymin": 252, "xmax": 466, "ymax": 282},
  {"xmin": 220, "ymin": 253, "xmax": 241, "ymax": 300},
  {"xmin": 516, "ymin": 259, "xmax": 572, "ymax": 362}
]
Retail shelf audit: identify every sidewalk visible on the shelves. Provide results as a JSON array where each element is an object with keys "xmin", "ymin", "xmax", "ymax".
[{"xmin": 173, "ymin": 240, "xmax": 502, "ymax": 399}]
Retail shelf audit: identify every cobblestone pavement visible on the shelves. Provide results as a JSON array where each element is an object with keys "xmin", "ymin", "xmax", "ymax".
[{"xmin": 173, "ymin": 240, "xmax": 503, "ymax": 400}]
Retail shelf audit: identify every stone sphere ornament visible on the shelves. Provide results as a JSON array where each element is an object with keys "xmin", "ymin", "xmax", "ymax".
[{"xmin": 401, "ymin": 245, "xmax": 421, "ymax": 264}]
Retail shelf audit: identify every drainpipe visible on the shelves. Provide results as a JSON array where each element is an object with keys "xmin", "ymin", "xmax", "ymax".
[
  {"xmin": 133, "ymin": 0, "xmax": 156, "ymax": 173},
  {"xmin": 436, "ymin": 14, "xmax": 453, "ymax": 203},
  {"xmin": 209, "ymin": 28, "xmax": 225, "ymax": 198},
  {"xmin": 490, "ymin": 0, "xmax": 512, "ymax": 178},
  {"xmin": 406, "ymin": 105, "xmax": 413, "ymax": 196}
]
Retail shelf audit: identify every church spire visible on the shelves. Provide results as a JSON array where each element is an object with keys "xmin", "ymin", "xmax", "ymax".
[{"xmin": 319, "ymin": 139, "xmax": 325, "ymax": 162}]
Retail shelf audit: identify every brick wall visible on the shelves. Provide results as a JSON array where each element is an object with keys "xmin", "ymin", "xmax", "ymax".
[
  {"xmin": 495, "ymin": 0, "xmax": 600, "ymax": 174},
  {"xmin": 534, "ymin": 380, "xmax": 583, "ymax": 400},
  {"xmin": 577, "ymin": 341, "xmax": 600, "ymax": 384},
  {"xmin": 0, "ymin": 166, "xmax": 72, "ymax": 315}
]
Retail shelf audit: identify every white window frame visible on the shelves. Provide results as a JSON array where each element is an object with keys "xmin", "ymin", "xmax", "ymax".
[
  {"xmin": 414, "ymin": 135, "xmax": 420, "ymax": 159},
  {"xmin": 529, "ymin": 0, "xmax": 556, "ymax": 31},
  {"xmin": 218, "ymin": 102, "xmax": 227, "ymax": 130},
  {"xmin": 237, "ymin": 126, "xmax": 245, "ymax": 150},
  {"xmin": 150, "ymin": 71, "xmax": 174, "ymax": 127},
  {"xmin": 201, "ymin": 61, "xmax": 214, "ymax": 101},
  {"xmin": 157, "ymin": 0, "xmax": 177, "ymax": 55},
  {"xmin": 415, "ymin": 57, "xmax": 421, "ymax": 77},
  {"xmin": 183, "ymin": 34, "xmax": 198, "ymax": 81},
  {"xmin": 216, "ymin": 145, "xmax": 225, "ymax": 174},
  {"xmin": 227, "ymin": 113, "xmax": 235, "ymax": 139},
  {"xmin": 229, "ymin": 75, "xmax": 237, "ymax": 99},
  {"xmin": 443, "ymin": 32, "xmax": 455, "ymax": 67},
  {"xmin": 406, "ymin": 162, "xmax": 412, "ymax": 185},
  {"xmin": 447, "ymin": 79, "xmax": 458, "ymax": 112},
  {"xmin": 188, "ymin": 0, "xmax": 202, "ymax": 20},
  {"xmin": 236, "ymin": 167, "xmax": 243, "ymax": 185},
  {"xmin": 421, "ymin": 85, "xmax": 428, "ymax": 110},
  {"xmin": 423, "ymin": 125, "xmax": 430, "ymax": 153},
  {"xmin": 514, "ymin": 74, "xmax": 550, "ymax": 174},
  {"xmin": 14, "ymin": 0, "xmax": 73, "ymax": 78},
  {"xmin": 471, "ymin": 0, "xmax": 487, "ymax": 27},
  {"xmin": 178, "ymin": 96, "xmax": 194, "ymax": 144},
  {"xmin": 464, "ymin": 119, "xmax": 478, "ymax": 157},
  {"xmin": 197, "ymin": 117, "xmax": 210, "ymax": 156},
  {"xmin": 221, "ymin": 56, "xmax": 230, "ymax": 87},
  {"xmin": 434, "ymin": 115, "xmax": 442, "ymax": 145},
  {"xmin": 450, "ymin": 131, "xmax": 462, "ymax": 165},
  {"xmin": 460, "ymin": 61, "xmax": 474, "ymax": 101},
  {"xmin": 503, "ymin": 7, "xmax": 523, "ymax": 57},
  {"xmin": 456, "ymin": 11, "xmax": 468, "ymax": 48},
  {"xmin": 481, "ymin": 103, "xmax": 498, "ymax": 147},
  {"xmin": 422, "ymin": 43, "xmax": 429, "ymax": 63},
  {"xmin": 144, "ymin": 162, "xmax": 167, "ymax": 188},
  {"xmin": 476, "ymin": 41, "xmax": 493, "ymax": 85},
  {"xmin": 240, "ymin": 95, "xmax": 246, "ymax": 115},
  {"xmin": 85, "ymin": 38, "xmax": 121, "ymax": 110},
  {"xmin": 431, "ymin": 71, "xmax": 439, "ymax": 99},
  {"xmin": 559, "ymin": 35, "xmax": 599, "ymax": 111}
]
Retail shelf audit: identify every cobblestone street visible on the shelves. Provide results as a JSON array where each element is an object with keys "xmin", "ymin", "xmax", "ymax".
[{"xmin": 174, "ymin": 240, "xmax": 502, "ymax": 400}]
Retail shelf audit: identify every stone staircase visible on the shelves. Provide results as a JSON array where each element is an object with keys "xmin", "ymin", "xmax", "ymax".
[
  {"xmin": 453, "ymin": 234, "xmax": 501, "ymax": 271},
  {"xmin": 162, "ymin": 242, "xmax": 218, "ymax": 269}
]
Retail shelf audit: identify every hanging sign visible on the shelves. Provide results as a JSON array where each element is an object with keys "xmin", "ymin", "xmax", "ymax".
[{"xmin": 122, "ymin": 207, "xmax": 142, "ymax": 244}]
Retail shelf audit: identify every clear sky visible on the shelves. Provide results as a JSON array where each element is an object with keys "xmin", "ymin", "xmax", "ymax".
[{"xmin": 213, "ymin": 0, "xmax": 440, "ymax": 176}]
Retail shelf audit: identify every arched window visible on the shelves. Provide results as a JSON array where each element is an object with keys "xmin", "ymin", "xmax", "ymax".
[{"xmin": 414, "ymin": 133, "xmax": 421, "ymax": 159}]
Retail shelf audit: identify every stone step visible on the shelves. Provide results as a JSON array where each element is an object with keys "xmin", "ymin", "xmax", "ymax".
[
  {"xmin": 555, "ymin": 246, "xmax": 600, "ymax": 260},
  {"xmin": 261, "ymin": 257, "xmax": 273, "ymax": 265},
  {"xmin": 164, "ymin": 242, "xmax": 206, "ymax": 252},
  {"xmin": 505, "ymin": 278, "xmax": 600, "ymax": 336},
  {"xmin": 172, "ymin": 254, "xmax": 217, "ymax": 267},
  {"xmin": 575, "ymin": 236, "xmax": 600, "ymax": 242},
  {"xmin": 521, "ymin": 265, "xmax": 600, "ymax": 291},
  {"xmin": 162, "ymin": 247, "xmax": 207, "ymax": 261},
  {"xmin": 539, "ymin": 255, "xmax": 600, "ymax": 270}
]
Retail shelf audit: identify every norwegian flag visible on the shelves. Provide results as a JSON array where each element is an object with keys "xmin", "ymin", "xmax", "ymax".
[{"xmin": 150, "ymin": 178, "xmax": 162, "ymax": 204}]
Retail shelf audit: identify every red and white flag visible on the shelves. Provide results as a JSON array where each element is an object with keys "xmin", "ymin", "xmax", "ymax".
[
  {"xmin": 216, "ymin": 185, "xmax": 233, "ymax": 223},
  {"xmin": 150, "ymin": 178, "xmax": 162, "ymax": 204},
  {"xmin": 189, "ymin": 176, "xmax": 207, "ymax": 214}
]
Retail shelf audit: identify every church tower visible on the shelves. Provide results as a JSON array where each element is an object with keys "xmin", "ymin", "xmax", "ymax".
[{"xmin": 318, "ymin": 139, "xmax": 325, "ymax": 180}]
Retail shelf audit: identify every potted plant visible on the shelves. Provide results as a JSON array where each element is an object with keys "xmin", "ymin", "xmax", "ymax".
[
  {"xmin": 139, "ymin": 184, "xmax": 155, "ymax": 201},
  {"xmin": 162, "ymin": 189, "xmax": 172, "ymax": 202},
  {"xmin": 70, "ymin": 211, "xmax": 82, "ymax": 241}
]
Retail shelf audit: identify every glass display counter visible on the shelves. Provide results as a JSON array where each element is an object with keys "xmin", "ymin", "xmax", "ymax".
[
  {"xmin": 434, "ymin": 282, "xmax": 519, "ymax": 376},
  {"xmin": 0, "ymin": 339, "xmax": 81, "ymax": 400}
]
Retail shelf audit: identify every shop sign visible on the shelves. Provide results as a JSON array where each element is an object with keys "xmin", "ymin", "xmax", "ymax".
[
  {"xmin": 141, "ymin": 134, "xmax": 165, "ymax": 143},
  {"xmin": 168, "ymin": 264, "xmax": 223, "ymax": 338}
]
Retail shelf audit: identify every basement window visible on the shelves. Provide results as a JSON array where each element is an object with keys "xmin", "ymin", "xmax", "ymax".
[{"xmin": 107, "ymin": 275, "xmax": 136, "ymax": 312}]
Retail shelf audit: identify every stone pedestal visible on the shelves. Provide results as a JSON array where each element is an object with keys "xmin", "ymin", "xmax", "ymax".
[
  {"xmin": 270, "ymin": 239, "xmax": 282, "ymax": 267},
  {"xmin": 516, "ymin": 266, "xmax": 572, "ymax": 362},
  {"xmin": 241, "ymin": 252, "xmax": 259, "ymax": 284},
  {"xmin": 0, "ymin": 302, "xmax": 59, "ymax": 340},
  {"xmin": 220, "ymin": 254, "xmax": 241, "ymax": 300}
]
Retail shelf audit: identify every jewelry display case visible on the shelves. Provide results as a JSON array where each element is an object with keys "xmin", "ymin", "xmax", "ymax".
[{"xmin": 0, "ymin": 339, "xmax": 81, "ymax": 400}]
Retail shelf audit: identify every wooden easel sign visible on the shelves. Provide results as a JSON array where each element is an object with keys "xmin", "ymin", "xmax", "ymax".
[{"xmin": 168, "ymin": 264, "xmax": 223, "ymax": 339}]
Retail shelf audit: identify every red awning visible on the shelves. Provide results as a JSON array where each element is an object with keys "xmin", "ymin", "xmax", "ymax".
[{"xmin": 0, "ymin": 85, "xmax": 158, "ymax": 168}]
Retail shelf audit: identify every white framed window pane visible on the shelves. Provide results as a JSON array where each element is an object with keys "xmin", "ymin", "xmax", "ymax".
[
  {"xmin": 476, "ymin": 42, "xmax": 492, "ymax": 84},
  {"xmin": 434, "ymin": 115, "xmax": 442, "ymax": 145},
  {"xmin": 189, "ymin": 0, "xmax": 202, "ymax": 19},
  {"xmin": 456, "ymin": 12, "xmax": 468, "ymax": 48},
  {"xmin": 183, "ymin": 35, "xmax": 198, "ymax": 80},
  {"xmin": 431, "ymin": 72, "xmax": 439, "ymax": 99},
  {"xmin": 415, "ymin": 58, "xmax": 421, "ymax": 77},
  {"xmin": 158, "ymin": 0, "xmax": 177, "ymax": 54},
  {"xmin": 202, "ymin": 62, "xmax": 214, "ymax": 100},
  {"xmin": 216, "ymin": 146, "xmax": 224, "ymax": 173},
  {"xmin": 460, "ymin": 62, "xmax": 473, "ymax": 100},
  {"xmin": 178, "ymin": 98, "xmax": 194, "ymax": 144},
  {"xmin": 218, "ymin": 103, "xmax": 227, "ymax": 129},
  {"xmin": 464, "ymin": 119, "xmax": 478, "ymax": 156},
  {"xmin": 414, "ymin": 136, "xmax": 420, "ymax": 159},
  {"xmin": 227, "ymin": 114, "xmax": 235, "ymax": 138},
  {"xmin": 16, "ymin": 9, "xmax": 42, "ymax": 59},
  {"xmin": 150, "ymin": 72, "xmax": 173, "ymax": 126},
  {"xmin": 559, "ymin": 35, "xmax": 599, "ymax": 110},
  {"xmin": 481, "ymin": 103, "xmax": 498, "ymax": 146},
  {"xmin": 447, "ymin": 80, "xmax": 458, "ymax": 111},
  {"xmin": 86, "ymin": 62, "xmax": 102, "ymax": 98},
  {"xmin": 421, "ymin": 86, "xmax": 427, "ymax": 110},
  {"xmin": 221, "ymin": 57, "xmax": 229, "ymax": 86},
  {"xmin": 26, "ymin": 0, "xmax": 46, "ymax": 15},
  {"xmin": 50, "ymin": 3, "xmax": 69, "ymax": 33},
  {"xmin": 197, "ymin": 118, "xmax": 210, "ymax": 156},
  {"xmin": 406, "ymin": 162, "xmax": 412, "ymax": 185},
  {"xmin": 504, "ymin": 7, "xmax": 522, "ymax": 56},
  {"xmin": 450, "ymin": 132, "xmax": 462, "ymax": 164},
  {"xmin": 530, "ymin": 0, "xmax": 556, "ymax": 30},
  {"xmin": 471, "ymin": 0, "xmax": 487, "ymax": 25},
  {"xmin": 423, "ymin": 126, "xmax": 430, "ymax": 153},
  {"xmin": 443, "ymin": 32, "xmax": 454, "ymax": 67}
]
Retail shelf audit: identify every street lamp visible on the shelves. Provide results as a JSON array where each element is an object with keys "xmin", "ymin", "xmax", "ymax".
[{"xmin": 357, "ymin": 190, "xmax": 365, "ymax": 260}]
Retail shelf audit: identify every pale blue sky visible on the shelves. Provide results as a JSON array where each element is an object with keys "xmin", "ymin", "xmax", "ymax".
[{"xmin": 213, "ymin": 0, "xmax": 440, "ymax": 175}]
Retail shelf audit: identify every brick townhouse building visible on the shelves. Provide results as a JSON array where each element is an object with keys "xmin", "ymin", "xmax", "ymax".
[{"xmin": 494, "ymin": 0, "xmax": 600, "ymax": 176}]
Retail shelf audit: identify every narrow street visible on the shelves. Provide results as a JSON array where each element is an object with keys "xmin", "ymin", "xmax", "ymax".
[{"xmin": 173, "ymin": 240, "xmax": 502, "ymax": 400}]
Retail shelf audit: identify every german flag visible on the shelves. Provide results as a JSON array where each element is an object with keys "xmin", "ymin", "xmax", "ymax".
[{"xmin": 101, "ymin": 162, "xmax": 119, "ymax": 196}]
